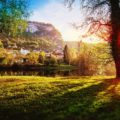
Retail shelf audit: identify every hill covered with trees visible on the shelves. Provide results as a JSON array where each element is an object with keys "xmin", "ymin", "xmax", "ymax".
[{"xmin": 0, "ymin": 21, "xmax": 63, "ymax": 52}]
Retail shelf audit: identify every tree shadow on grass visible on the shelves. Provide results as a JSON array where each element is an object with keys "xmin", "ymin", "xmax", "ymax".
[
  {"xmin": 0, "ymin": 77, "xmax": 120, "ymax": 120},
  {"xmin": 89, "ymin": 78, "xmax": 120, "ymax": 120}
]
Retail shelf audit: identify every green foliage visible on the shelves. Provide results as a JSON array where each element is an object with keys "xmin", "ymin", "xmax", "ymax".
[
  {"xmin": 0, "ymin": 41, "xmax": 3, "ymax": 48},
  {"xmin": 75, "ymin": 42, "xmax": 115, "ymax": 75},
  {"xmin": 64, "ymin": 45, "xmax": 71, "ymax": 64},
  {"xmin": 0, "ymin": 48, "xmax": 7, "ymax": 57},
  {"xmin": 0, "ymin": 0, "xmax": 30, "ymax": 37},
  {"xmin": 49, "ymin": 54, "xmax": 58, "ymax": 65},
  {"xmin": 0, "ymin": 48, "xmax": 14, "ymax": 65},
  {"xmin": 44, "ymin": 54, "xmax": 58, "ymax": 66},
  {"xmin": 38, "ymin": 51, "xmax": 46, "ymax": 64},
  {"xmin": 26, "ymin": 52, "xmax": 39, "ymax": 64},
  {"xmin": 64, "ymin": 45, "xmax": 78, "ymax": 65}
]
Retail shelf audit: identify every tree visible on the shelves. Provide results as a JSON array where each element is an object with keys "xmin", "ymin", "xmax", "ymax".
[
  {"xmin": 64, "ymin": 44, "xmax": 78, "ymax": 65},
  {"xmin": 0, "ymin": 48, "xmax": 14, "ymax": 65},
  {"xmin": 77, "ymin": 42, "xmax": 114, "ymax": 75},
  {"xmin": 65, "ymin": 0, "xmax": 120, "ymax": 78},
  {"xmin": 0, "ymin": 41, "xmax": 3, "ymax": 48},
  {"xmin": 0, "ymin": 0, "xmax": 30, "ymax": 37},
  {"xmin": 26, "ymin": 52, "xmax": 39, "ymax": 64},
  {"xmin": 38, "ymin": 51, "xmax": 46, "ymax": 64},
  {"xmin": 64, "ymin": 45, "xmax": 71, "ymax": 65}
]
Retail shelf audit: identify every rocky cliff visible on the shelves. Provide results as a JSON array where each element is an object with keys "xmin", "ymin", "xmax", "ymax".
[{"xmin": 1, "ymin": 21, "xmax": 63, "ymax": 52}]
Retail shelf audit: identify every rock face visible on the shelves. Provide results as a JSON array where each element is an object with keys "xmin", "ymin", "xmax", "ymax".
[
  {"xmin": 24, "ymin": 21, "xmax": 63, "ymax": 51},
  {"xmin": 1, "ymin": 21, "xmax": 63, "ymax": 52}
]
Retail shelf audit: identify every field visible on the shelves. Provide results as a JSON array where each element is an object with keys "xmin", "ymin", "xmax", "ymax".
[{"xmin": 0, "ymin": 76, "xmax": 120, "ymax": 120}]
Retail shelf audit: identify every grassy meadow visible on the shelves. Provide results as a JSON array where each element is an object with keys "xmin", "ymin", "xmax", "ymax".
[{"xmin": 0, "ymin": 76, "xmax": 120, "ymax": 120}]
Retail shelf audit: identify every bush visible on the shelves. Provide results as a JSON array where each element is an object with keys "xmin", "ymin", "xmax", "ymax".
[
  {"xmin": 27, "ymin": 52, "xmax": 39, "ymax": 64},
  {"xmin": 0, "ymin": 41, "xmax": 3, "ymax": 48},
  {"xmin": 44, "ymin": 54, "xmax": 58, "ymax": 66},
  {"xmin": 38, "ymin": 51, "xmax": 46, "ymax": 64},
  {"xmin": 49, "ymin": 57, "xmax": 57, "ymax": 66},
  {"xmin": 44, "ymin": 59, "xmax": 50, "ymax": 66}
]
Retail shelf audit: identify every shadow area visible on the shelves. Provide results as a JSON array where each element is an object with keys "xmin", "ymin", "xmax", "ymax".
[{"xmin": 0, "ymin": 77, "xmax": 120, "ymax": 120}]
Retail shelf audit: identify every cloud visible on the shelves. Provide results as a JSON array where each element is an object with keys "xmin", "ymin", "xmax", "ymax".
[{"xmin": 30, "ymin": 0, "xmax": 85, "ymax": 41}]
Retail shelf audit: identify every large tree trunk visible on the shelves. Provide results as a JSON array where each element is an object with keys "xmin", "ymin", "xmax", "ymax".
[
  {"xmin": 113, "ymin": 31, "xmax": 120, "ymax": 78},
  {"xmin": 110, "ymin": 0, "xmax": 120, "ymax": 78}
]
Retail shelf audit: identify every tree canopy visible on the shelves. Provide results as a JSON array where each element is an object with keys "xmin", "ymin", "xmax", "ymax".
[{"xmin": 0, "ymin": 0, "xmax": 30, "ymax": 37}]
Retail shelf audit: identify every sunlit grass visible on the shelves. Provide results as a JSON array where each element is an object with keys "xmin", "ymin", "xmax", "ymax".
[{"xmin": 0, "ymin": 76, "xmax": 120, "ymax": 120}]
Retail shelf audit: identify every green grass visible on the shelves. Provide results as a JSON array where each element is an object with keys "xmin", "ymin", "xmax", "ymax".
[{"xmin": 0, "ymin": 76, "xmax": 120, "ymax": 120}]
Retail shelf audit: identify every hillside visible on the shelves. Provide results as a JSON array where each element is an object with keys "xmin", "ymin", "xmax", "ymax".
[{"xmin": 0, "ymin": 21, "xmax": 63, "ymax": 52}]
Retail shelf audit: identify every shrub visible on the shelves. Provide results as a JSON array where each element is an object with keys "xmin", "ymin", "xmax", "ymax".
[
  {"xmin": 44, "ymin": 54, "xmax": 58, "ymax": 66},
  {"xmin": 26, "ymin": 52, "xmax": 39, "ymax": 64},
  {"xmin": 38, "ymin": 51, "xmax": 46, "ymax": 64}
]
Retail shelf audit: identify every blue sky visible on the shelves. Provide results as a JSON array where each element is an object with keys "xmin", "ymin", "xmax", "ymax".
[{"xmin": 30, "ymin": 0, "xmax": 49, "ymax": 10}]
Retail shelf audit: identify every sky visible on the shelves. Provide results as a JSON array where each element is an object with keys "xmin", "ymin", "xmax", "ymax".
[
  {"xmin": 29, "ymin": 0, "xmax": 104, "ymax": 43},
  {"xmin": 29, "ymin": 0, "xmax": 87, "ymax": 41}
]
